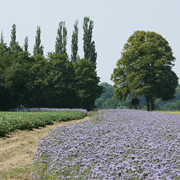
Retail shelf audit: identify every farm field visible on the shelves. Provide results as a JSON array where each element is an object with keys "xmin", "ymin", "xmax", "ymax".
[
  {"xmin": 32, "ymin": 109, "xmax": 180, "ymax": 179},
  {"xmin": 0, "ymin": 113, "xmax": 90, "ymax": 180},
  {"xmin": 0, "ymin": 109, "xmax": 87, "ymax": 137}
]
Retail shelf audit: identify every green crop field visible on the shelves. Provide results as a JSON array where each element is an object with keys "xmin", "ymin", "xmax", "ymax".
[{"xmin": 0, "ymin": 111, "xmax": 86, "ymax": 137}]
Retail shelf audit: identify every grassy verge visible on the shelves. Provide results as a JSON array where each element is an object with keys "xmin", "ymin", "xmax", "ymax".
[
  {"xmin": 87, "ymin": 111, "xmax": 100, "ymax": 117},
  {"xmin": 0, "ymin": 165, "xmax": 32, "ymax": 180}
]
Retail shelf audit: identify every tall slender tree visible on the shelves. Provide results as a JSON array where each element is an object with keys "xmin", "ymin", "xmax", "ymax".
[
  {"xmin": 83, "ymin": 17, "xmax": 97, "ymax": 68},
  {"xmin": 33, "ymin": 26, "xmax": 44, "ymax": 55},
  {"xmin": 0, "ymin": 30, "xmax": 4, "ymax": 44},
  {"xmin": 83, "ymin": 17, "xmax": 93, "ymax": 59},
  {"xmin": 10, "ymin": 24, "xmax": 17, "ymax": 47},
  {"xmin": 55, "ymin": 21, "xmax": 67, "ymax": 54},
  {"xmin": 62, "ymin": 23, "xmax": 67, "ymax": 54},
  {"xmin": 71, "ymin": 20, "xmax": 79, "ymax": 63},
  {"xmin": 89, "ymin": 41, "xmax": 97, "ymax": 68},
  {"xmin": 24, "ymin": 36, "xmax": 28, "ymax": 52}
]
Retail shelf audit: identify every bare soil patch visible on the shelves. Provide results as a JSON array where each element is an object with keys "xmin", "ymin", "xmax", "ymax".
[{"xmin": 0, "ymin": 117, "xmax": 90, "ymax": 179}]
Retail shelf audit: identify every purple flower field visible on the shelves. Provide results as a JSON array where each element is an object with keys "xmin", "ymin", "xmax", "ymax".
[
  {"xmin": 32, "ymin": 109, "xmax": 180, "ymax": 179},
  {"xmin": 8, "ymin": 108, "xmax": 87, "ymax": 115}
]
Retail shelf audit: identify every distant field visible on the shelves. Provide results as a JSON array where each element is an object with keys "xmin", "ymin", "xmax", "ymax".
[{"xmin": 156, "ymin": 111, "xmax": 180, "ymax": 114}]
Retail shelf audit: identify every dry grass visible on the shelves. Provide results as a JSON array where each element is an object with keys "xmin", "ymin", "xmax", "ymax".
[{"xmin": 156, "ymin": 111, "xmax": 180, "ymax": 114}]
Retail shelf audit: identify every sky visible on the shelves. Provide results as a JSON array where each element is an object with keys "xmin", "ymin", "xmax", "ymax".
[{"xmin": 1, "ymin": 0, "xmax": 180, "ymax": 85}]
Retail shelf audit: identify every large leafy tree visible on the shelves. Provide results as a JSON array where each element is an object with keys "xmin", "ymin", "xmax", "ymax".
[
  {"xmin": 46, "ymin": 52, "xmax": 76, "ymax": 108},
  {"xmin": 33, "ymin": 26, "xmax": 44, "ymax": 55},
  {"xmin": 111, "ymin": 30, "xmax": 178, "ymax": 111},
  {"xmin": 71, "ymin": 20, "xmax": 78, "ymax": 63},
  {"xmin": 83, "ymin": 17, "xmax": 97, "ymax": 68},
  {"xmin": 0, "ymin": 42, "xmax": 30, "ymax": 109},
  {"xmin": 27, "ymin": 54, "xmax": 48, "ymax": 107},
  {"xmin": 55, "ymin": 21, "xmax": 67, "ymax": 54},
  {"xmin": 0, "ymin": 43, "xmax": 16, "ymax": 110},
  {"xmin": 74, "ymin": 58, "xmax": 103, "ymax": 110}
]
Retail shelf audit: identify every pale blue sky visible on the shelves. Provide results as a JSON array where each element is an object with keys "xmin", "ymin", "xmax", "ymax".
[{"xmin": 1, "ymin": 0, "xmax": 180, "ymax": 85}]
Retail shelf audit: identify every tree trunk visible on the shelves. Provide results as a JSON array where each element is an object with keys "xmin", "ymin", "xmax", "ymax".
[
  {"xmin": 146, "ymin": 96, "xmax": 153, "ymax": 111},
  {"xmin": 129, "ymin": 93, "xmax": 131, "ymax": 109}
]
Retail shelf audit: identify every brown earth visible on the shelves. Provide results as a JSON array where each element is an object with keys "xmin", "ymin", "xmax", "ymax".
[{"xmin": 0, "ymin": 117, "xmax": 90, "ymax": 180}]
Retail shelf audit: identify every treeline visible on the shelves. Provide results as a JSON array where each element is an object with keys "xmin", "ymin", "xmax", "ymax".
[
  {"xmin": 0, "ymin": 17, "xmax": 103, "ymax": 111},
  {"xmin": 155, "ymin": 85, "xmax": 180, "ymax": 111},
  {"xmin": 96, "ymin": 83, "xmax": 180, "ymax": 111}
]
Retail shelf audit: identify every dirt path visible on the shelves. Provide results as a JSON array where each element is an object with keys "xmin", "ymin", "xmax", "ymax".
[{"xmin": 0, "ymin": 117, "xmax": 90, "ymax": 179}]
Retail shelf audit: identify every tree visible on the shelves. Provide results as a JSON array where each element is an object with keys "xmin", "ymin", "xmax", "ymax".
[
  {"xmin": 111, "ymin": 30, "xmax": 178, "ymax": 111},
  {"xmin": 46, "ymin": 52, "xmax": 76, "ymax": 108},
  {"xmin": 0, "ymin": 43, "xmax": 16, "ymax": 110},
  {"xmin": 71, "ymin": 20, "xmax": 78, "ymax": 63},
  {"xmin": 33, "ymin": 26, "xmax": 44, "ymax": 55},
  {"xmin": 55, "ymin": 21, "xmax": 67, "ymax": 54},
  {"xmin": 10, "ymin": 24, "xmax": 17, "ymax": 47},
  {"xmin": 28, "ymin": 54, "xmax": 47, "ymax": 107},
  {"xmin": 0, "ymin": 42, "xmax": 30, "ymax": 109},
  {"xmin": 83, "ymin": 17, "xmax": 97, "ymax": 68},
  {"xmin": 102, "ymin": 96, "xmax": 119, "ymax": 109},
  {"xmin": 0, "ymin": 30, "xmax": 4, "ymax": 44},
  {"xmin": 89, "ymin": 41, "xmax": 97, "ymax": 68},
  {"xmin": 74, "ymin": 58, "xmax": 103, "ymax": 110},
  {"xmin": 131, "ymin": 97, "xmax": 140, "ymax": 110},
  {"xmin": 95, "ymin": 83, "xmax": 114, "ymax": 109},
  {"xmin": 24, "ymin": 36, "xmax": 28, "ymax": 52}
]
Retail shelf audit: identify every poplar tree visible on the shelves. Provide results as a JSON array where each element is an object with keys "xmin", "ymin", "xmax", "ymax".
[
  {"xmin": 83, "ymin": 17, "xmax": 97, "ymax": 68},
  {"xmin": 71, "ymin": 20, "xmax": 78, "ymax": 63},
  {"xmin": 24, "ymin": 36, "xmax": 28, "ymax": 52},
  {"xmin": 33, "ymin": 26, "xmax": 44, "ymax": 55},
  {"xmin": 55, "ymin": 21, "xmax": 67, "ymax": 54},
  {"xmin": 10, "ymin": 24, "xmax": 17, "ymax": 47},
  {"xmin": 0, "ymin": 30, "xmax": 4, "ymax": 44},
  {"xmin": 89, "ymin": 41, "xmax": 97, "ymax": 68}
]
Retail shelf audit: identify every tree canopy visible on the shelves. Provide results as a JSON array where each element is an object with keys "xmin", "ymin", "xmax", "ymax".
[
  {"xmin": 0, "ymin": 17, "xmax": 102, "ymax": 111},
  {"xmin": 111, "ymin": 30, "xmax": 178, "ymax": 111}
]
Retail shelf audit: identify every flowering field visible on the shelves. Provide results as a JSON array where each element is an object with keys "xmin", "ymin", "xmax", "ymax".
[
  {"xmin": 0, "ymin": 108, "xmax": 87, "ymax": 137},
  {"xmin": 32, "ymin": 109, "xmax": 180, "ymax": 179}
]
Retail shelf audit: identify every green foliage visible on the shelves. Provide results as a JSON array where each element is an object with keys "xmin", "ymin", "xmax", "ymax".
[
  {"xmin": 83, "ymin": 17, "xmax": 97, "ymax": 68},
  {"xmin": 10, "ymin": 24, "xmax": 17, "ymax": 47},
  {"xmin": 102, "ymin": 96, "xmax": 119, "ymax": 109},
  {"xmin": 0, "ymin": 111, "xmax": 85, "ymax": 137},
  {"xmin": 55, "ymin": 22, "xmax": 67, "ymax": 54},
  {"xmin": 0, "ymin": 19, "xmax": 102, "ymax": 111},
  {"xmin": 71, "ymin": 20, "xmax": 78, "ymax": 63},
  {"xmin": 24, "ymin": 36, "xmax": 28, "ymax": 52},
  {"xmin": 111, "ymin": 30, "xmax": 178, "ymax": 111},
  {"xmin": 0, "ymin": 30, "xmax": 4, "ymax": 44},
  {"xmin": 33, "ymin": 26, "xmax": 44, "ymax": 55},
  {"xmin": 131, "ymin": 98, "xmax": 140, "ymax": 109},
  {"xmin": 74, "ymin": 59, "xmax": 103, "ymax": 111},
  {"xmin": 95, "ymin": 83, "xmax": 114, "ymax": 109},
  {"xmin": 46, "ymin": 52, "xmax": 76, "ymax": 108},
  {"xmin": 154, "ymin": 86, "xmax": 180, "ymax": 111}
]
